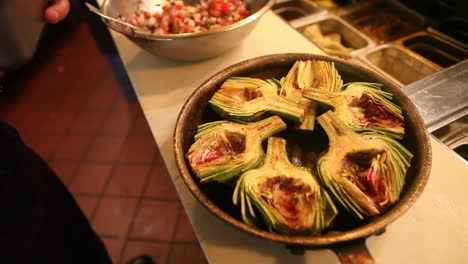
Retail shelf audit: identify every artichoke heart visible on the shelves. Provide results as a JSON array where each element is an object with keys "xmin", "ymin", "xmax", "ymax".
[
  {"xmin": 316, "ymin": 111, "xmax": 413, "ymax": 219},
  {"xmin": 209, "ymin": 77, "xmax": 304, "ymax": 123},
  {"xmin": 303, "ymin": 82, "xmax": 405, "ymax": 138},
  {"xmin": 187, "ymin": 116, "xmax": 287, "ymax": 183},
  {"xmin": 280, "ymin": 60, "xmax": 343, "ymax": 131},
  {"xmin": 233, "ymin": 137, "xmax": 337, "ymax": 235}
]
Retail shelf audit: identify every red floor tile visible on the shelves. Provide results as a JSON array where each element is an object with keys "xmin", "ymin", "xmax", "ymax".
[
  {"xmin": 38, "ymin": 111, "xmax": 78, "ymax": 134},
  {"xmin": 12, "ymin": 98, "xmax": 58, "ymax": 113},
  {"xmin": 55, "ymin": 88, "xmax": 92, "ymax": 112},
  {"xmin": 74, "ymin": 195, "xmax": 99, "ymax": 221},
  {"xmin": 144, "ymin": 164, "xmax": 179, "ymax": 200},
  {"xmin": 130, "ymin": 109, "xmax": 153, "ymax": 136},
  {"xmin": 83, "ymin": 83, "xmax": 117, "ymax": 111},
  {"xmin": 130, "ymin": 200, "xmax": 180, "ymax": 241},
  {"xmin": 119, "ymin": 135, "xmax": 157, "ymax": 163},
  {"xmin": 112, "ymin": 93, "xmax": 140, "ymax": 113},
  {"xmin": 48, "ymin": 161, "xmax": 79, "ymax": 186},
  {"xmin": 98, "ymin": 111, "xmax": 135, "ymax": 135},
  {"xmin": 85, "ymin": 135, "xmax": 126, "ymax": 162},
  {"xmin": 22, "ymin": 134, "xmax": 61, "ymax": 160},
  {"xmin": 168, "ymin": 244, "xmax": 208, "ymax": 264},
  {"xmin": 174, "ymin": 210, "xmax": 198, "ymax": 243},
  {"xmin": 120, "ymin": 240, "xmax": 170, "ymax": 264},
  {"xmin": 53, "ymin": 135, "xmax": 93, "ymax": 161},
  {"xmin": 12, "ymin": 111, "xmax": 50, "ymax": 134},
  {"xmin": 105, "ymin": 164, "xmax": 151, "ymax": 197},
  {"xmin": 92, "ymin": 197, "xmax": 139, "ymax": 237},
  {"xmin": 101, "ymin": 237, "xmax": 125, "ymax": 264},
  {"xmin": 70, "ymin": 162, "xmax": 113, "ymax": 194},
  {"xmin": 69, "ymin": 111, "xmax": 108, "ymax": 135},
  {"xmin": 0, "ymin": 108, "xmax": 26, "ymax": 125}
]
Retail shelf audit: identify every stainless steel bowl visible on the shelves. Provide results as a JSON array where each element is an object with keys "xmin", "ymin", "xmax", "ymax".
[{"xmin": 100, "ymin": 0, "xmax": 274, "ymax": 61}]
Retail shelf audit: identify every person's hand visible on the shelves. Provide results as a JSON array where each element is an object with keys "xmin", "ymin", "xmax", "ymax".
[{"xmin": 44, "ymin": 0, "xmax": 70, "ymax": 24}]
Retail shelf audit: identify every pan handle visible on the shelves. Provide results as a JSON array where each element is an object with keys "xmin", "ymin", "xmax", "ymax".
[{"xmin": 330, "ymin": 238, "xmax": 374, "ymax": 264}]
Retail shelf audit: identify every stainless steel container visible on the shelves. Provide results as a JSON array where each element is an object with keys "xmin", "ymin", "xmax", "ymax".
[
  {"xmin": 357, "ymin": 44, "xmax": 440, "ymax": 87},
  {"xmin": 272, "ymin": 0, "xmax": 322, "ymax": 21},
  {"xmin": 0, "ymin": 0, "xmax": 48, "ymax": 69},
  {"xmin": 396, "ymin": 31, "xmax": 468, "ymax": 68},
  {"xmin": 402, "ymin": 59, "xmax": 468, "ymax": 132},
  {"xmin": 403, "ymin": 60, "xmax": 468, "ymax": 161},
  {"xmin": 340, "ymin": 0, "xmax": 426, "ymax": 43},
  {"xmin": 290, "ymin": 14, "xmax": 374, "ymax": 57}
]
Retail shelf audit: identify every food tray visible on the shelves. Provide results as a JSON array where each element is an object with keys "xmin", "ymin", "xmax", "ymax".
[
  {"xmin": 290, "ymin": 14, "xmax": 375, "ymax": 57},
  {"xmin": 357, "ymin": 44, "xmax": 440, "ymax": 87},
  {"xmin": 396, "ymin": 31, "xmax": 468, "ymax": 68},
  {"xmin": 339, "ymin": 0, "xmax": 426, "ymax": 43},
  {"xmin": 402, "ymin": 59, "xmax": 468, "ymax": 133},
  {"xmin": 272, "ymin": 0, "xmax": 323, "ymax": 21}
]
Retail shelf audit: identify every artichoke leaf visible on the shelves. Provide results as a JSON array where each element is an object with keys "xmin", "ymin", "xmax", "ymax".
[
  {"xmin": 233, "ymin": 137, "xmax": 337, "ymax": 235},
  {"xmin": 304, "ymin": 82, "xmax": 405, "ymax": 139},
  {"xmin": 209, "ymin": 77, "xmax": 304, "ymax": 123},
  {"xmin": 187, "ymin": 116, "xmax": 287, "ymax": 183},
  {"xmin": 316, "ymin": 111, "xmax": 413, "ymax": 219},
  {"xmin": 280, "ymin": 60, "xmax": 343, "ymax": 131}
]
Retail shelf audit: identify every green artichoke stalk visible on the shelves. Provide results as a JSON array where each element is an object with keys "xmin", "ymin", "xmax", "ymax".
[
  {"xmin": 316, "ymin": 111, "xmax": 413, "ymax": 219},
  {"xmin": 187, "ymin": 116, "xmax": 287, "ymax": 183},
  {"xmin": 280, "ymin": 60, "xmax": 343, "ymax": 131},
  {"xmin": 303, "ymin": 82, "xmax": 405, "ymax": 139},
  {"xmin": 209, "ymin": 77, "xmax": 304, "ymax": 123},
  {"xmin": 233, "ymin": 137, "xmax": 338, "ymax": 235}
]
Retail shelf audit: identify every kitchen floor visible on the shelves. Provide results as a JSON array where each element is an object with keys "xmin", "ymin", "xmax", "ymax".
[{"xmin": 0, "ymin": 4, "xmax": 207, "ymax": 264}]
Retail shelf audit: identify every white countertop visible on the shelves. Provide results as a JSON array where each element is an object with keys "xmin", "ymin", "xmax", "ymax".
[{"xmin": 95, "ymin": 5, "xmax": 468, "ymax": 263}]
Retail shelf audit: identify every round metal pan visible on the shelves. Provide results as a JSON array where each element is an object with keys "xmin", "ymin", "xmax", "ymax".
[{"xmin": 173, "ymin": 53, "xmax": 432, "ymax": 263}]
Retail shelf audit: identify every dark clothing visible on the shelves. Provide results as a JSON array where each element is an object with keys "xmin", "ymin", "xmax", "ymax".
[{"xmin": 0, "ymin": 121, "xmax": 111, "ymax": 264}]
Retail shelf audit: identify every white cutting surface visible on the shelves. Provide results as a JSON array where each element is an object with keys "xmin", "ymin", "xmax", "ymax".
[{"xmin": 94, "ymin": 3, "xmax": 468, "ymax": 262}]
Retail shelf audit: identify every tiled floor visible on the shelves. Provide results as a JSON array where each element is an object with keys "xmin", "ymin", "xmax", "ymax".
[{"xmin": 0, "ymin": 5, "xmax": 206, "ymax": 264}]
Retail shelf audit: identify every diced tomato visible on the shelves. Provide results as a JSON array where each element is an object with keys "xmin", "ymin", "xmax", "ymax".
[
  {"xmin": 175, "ymin": 3, "xmax": 184, "ymax": 10},
  {"xmin": 171, "ymin": 16, "xmax": 181, "ymax": 25},
  {"xmin": 123, "ymin": 0, "xmax": 249, "ymax": 35},
  {"xmin": 181, "ymin": 24, "xmax": 194, "ymax": 33},
  {"xmin": 238, "ymin": 9, "xmax": 249, "ymax": 18},
  {"xmin": 209, "ymin": 0, "xmax": 231, "ymax": 17},
  {"xmin": 130, "ymin": 18, "xmax": 140, "ymax": 27},
  {"xmin": 153, "ymin": 12, "xmax": 162, "ymax": 19}
]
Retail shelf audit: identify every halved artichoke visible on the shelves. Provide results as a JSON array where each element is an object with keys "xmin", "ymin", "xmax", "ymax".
[
  {"xmin": 209, "ymin": 77, "xmax": 304, "ymax": 123},
  {"xmin": 316, "ymin": 111, "xmax": 413, "ymax": 219},
  {"xmin": 280, "ymin": 60, "xmax": 343, "ymax": 131},
  {"xmin": 303, "ymin": 82, "xmax": 405, "ymax": 138},
  {"xmin": 187, "ymin": 116, "xmax": 287, "ymax": 183},
  {"xmin": 233, "ymin": 137, "xmax": 338, "ymax": 235}
]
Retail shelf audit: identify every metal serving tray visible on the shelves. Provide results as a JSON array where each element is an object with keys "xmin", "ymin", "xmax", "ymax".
[
  {"xmin": 396, "ymin": 31, "xmax": 468, "ymax": 68},
  {"xmin": 402, "ymin": 59, "xmax": 468, "ymax": 133},
  {"xmin": 432, "ymin": 115, "xmax": 468, "ymax": 161},
  {"xmin": 403, "ymin": 60, "xmax": 468, "ymax": 160},
  {"xmin": 357, "ymin": 44, "xmax": 440, "ymax": 87},
  {"xmin": 339, "ymin": 0, "xmax": 426, "ymax": 43},
  {"xmin": 272, "ymin": 0, "xmax": 322, "ymax": 21},
  {"xmin": 290, "ymin": 14, "xmax": 375, "ymax": 57}
]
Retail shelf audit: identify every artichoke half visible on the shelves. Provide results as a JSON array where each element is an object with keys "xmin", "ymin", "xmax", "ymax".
[
  {"xmin": 303, "ymin": 82, "xmax": 405, "ymax": 139},
  {"xmin": 187, "ymin": 116, "xmax": 287, "ymax": 183},
  {"xmin": 233, "ymin": 137, "xmax": 338, "ymax": 235},
  {"xmin": 280, "ymin": 60, "xmax": 343, "ymax": 131},
  {"xmin": 316, "ymin": 111, "xmax": 413, "ymax": 219},
  {"xmin": 209, "ymin": 77, "xmax": 304, "ymax": 123}
]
